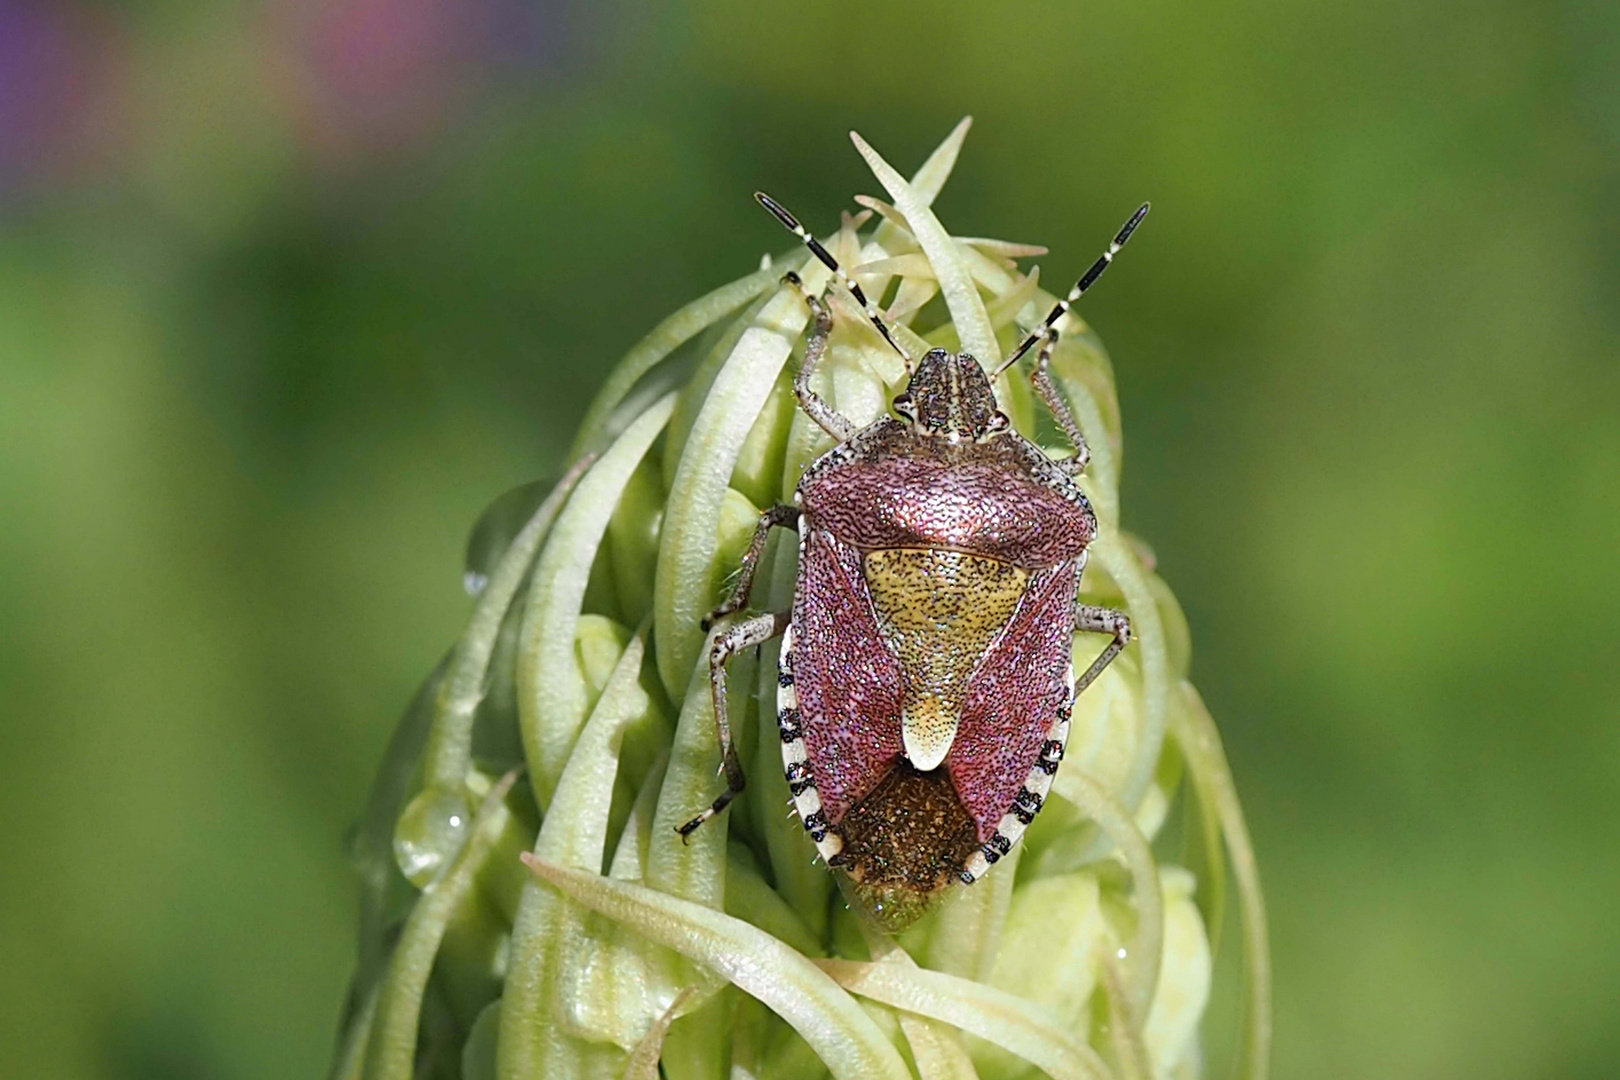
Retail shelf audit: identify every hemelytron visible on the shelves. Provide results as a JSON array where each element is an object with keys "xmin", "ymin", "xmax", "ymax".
[{"xmin": 678, "ymin": 190, "xmax": 1149, "ymax": 932}]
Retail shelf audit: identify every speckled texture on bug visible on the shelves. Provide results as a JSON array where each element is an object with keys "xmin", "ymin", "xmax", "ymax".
[{"xmin": 784, "ymin": 398, "xmax": 1096, "ymax": 924}]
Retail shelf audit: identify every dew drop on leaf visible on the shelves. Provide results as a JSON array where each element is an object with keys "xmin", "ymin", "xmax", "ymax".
[{"xmin": 392, "ymin": 784, "xmax": 473, "ymax": 887}]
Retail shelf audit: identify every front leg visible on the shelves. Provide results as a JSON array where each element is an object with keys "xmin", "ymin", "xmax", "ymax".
[
  {"xmin": 1030, "ymin": 327, "xmax": 1091, "ymax": 476},
  {"xmin": 676, "ymin": 609, "xmax": 792, "ymax": 840},
  {"xmin": 1073, "ymin": 602, "xmax": 1132, "ymax": 697},
  {"xmin": 702, "ymin": 503, "xmax": 801, "ymax": 631},
  {"xmin": 782, "ymin": 272, "xmax": 858, "ymax": 443}
]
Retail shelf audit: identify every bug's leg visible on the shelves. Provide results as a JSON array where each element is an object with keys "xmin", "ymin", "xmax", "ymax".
[
  {"xmin": 780, "ymin": 272, "xmax": 858, "ymax": 442},
  {"xmin": 1030, "ymin": 326, "xmax": 1091, "ymax": 476},
  {"xmin": 991, "ymin": 202, "xmax": 1151, "ymax": 475},
  {"xmin": 701, "ymin": 503, "xmax": 801, "ymax": 631},
  {"xmin": 676, "ymin": 609, "xmax": 791, "ymax": 841},
  {"xmin": 1073, "ymin": 603, "xmax": 1133, "ymax": 696}
]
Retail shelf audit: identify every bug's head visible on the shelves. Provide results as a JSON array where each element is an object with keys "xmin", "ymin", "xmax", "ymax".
[{"xmin": 892, "ymin": 349, "xmax": 1010, "ymax": 442}]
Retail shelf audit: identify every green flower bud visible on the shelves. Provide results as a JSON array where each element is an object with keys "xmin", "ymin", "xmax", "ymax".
[{"xmin": 333, "ymin": 121, "xmax": 1271, "ymax": 1080}]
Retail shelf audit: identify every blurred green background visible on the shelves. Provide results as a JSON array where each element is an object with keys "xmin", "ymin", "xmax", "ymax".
[{"xmin": 2, "ymin": 0, "xmax": 1616, "ymax": 1077}]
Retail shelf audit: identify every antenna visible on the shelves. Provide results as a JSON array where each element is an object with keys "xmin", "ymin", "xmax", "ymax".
[
  {"xmin": 993, "ymin": 203, "xmax": 1149, "ymax": 379},
  {"xmin": 755, "ymin": 192, "xmax": 910, "ymax": 366}
]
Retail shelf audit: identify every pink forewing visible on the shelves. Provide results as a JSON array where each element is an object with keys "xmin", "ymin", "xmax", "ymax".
[
  {"xmin": 948, "ymin": 561, "xmax": 1079, "ymax": 839},
  {"xmin": 790, "ymin": 528, "xmax": 907, "ymax": 825}
]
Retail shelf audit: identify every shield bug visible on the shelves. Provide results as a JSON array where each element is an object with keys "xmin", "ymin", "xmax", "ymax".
[{"xmin": 677, "ymin": 193, "xmax": 1149, "ymax": 932}]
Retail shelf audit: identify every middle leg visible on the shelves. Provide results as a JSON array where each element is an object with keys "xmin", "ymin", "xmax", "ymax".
[{"xmin": 702, "ymin": 503, "xmax": 801, "ymax": 631}]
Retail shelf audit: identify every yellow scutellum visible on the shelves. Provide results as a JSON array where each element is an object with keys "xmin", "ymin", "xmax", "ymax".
[{"xmin": 332, "ymin": 119, "xmax": 1271, "ymax": 1080}]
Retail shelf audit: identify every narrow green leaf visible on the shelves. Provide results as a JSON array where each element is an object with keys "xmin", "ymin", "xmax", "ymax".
[
  {"xmin": 545, "ymin": 626, "xmax": 650, "ymax": 862},
  {"xmin": 1181, "ymin": 703, "xmax": 1228, "ymax": 959},
  {"xmin": 748, "ymin": 535, "xmax": 832, "ymax": 939},
  {"xmin": 886, "ymin": 274, "xmax": 939, "ymax": 323},
  {"xmin": 519, "ymin": 394, "xmax": 675, "ymax": 805},
  {"xmin": 853, "ymin": 253, "xmax": 936, "ymax": 280},
  {"xmin": 1091, "ymin": 536, "xmax": 1169, "ymax": 820},
  {"xmin": 349, "ymin": 654, "xmax": 449, "ymax": 996},
  {"xmin": 664, "ymin": 294, "xmax": 773, "ymax": 493},
  {"xmin": 1146, "ymin": 567, "xmax": 1193, "ymax": 680},
  {"xmin": 853, "ymin": 195, "xmax": 1026, "ymax": 306},
  {"xmin": 498, "ymin": 628, "xmax": 649, "ymax": 1079},
  {"xmin": 898, "ymin": 1011, "xmax": 980, "ymax": 1080},
  {"xmin": 982, "ymin": 871, "xmax": 1106, "ymax": 1066},
  {"xmin": 909, "ymin": 116, "xmax": 972, "ymax": 205},
  {"xmin": 610, "ymin": 749, "xmax": 668, "ymax": 880},
  {"xmin": 924, "ymin": 844, "xmax": 1019, "ymax": 983},
  {"xmin": 621, "ymin": 988, "xmax": 695, "ymax": 1080},
  {"xmin": 861, "ymin": 937, "xmax": 980, "ymax": 1080},
  {"xmin": 729, "ymin": 367, "xmax": 797, "ymax": 508},
  {"xmin": 958, "ymin": 237, "xmax": 1048, "ymax": 260},
  {"xmin": 570, "ymin": 266, "xmax": 781, "ymax": 461},
  {"xmin": 622, "ymin": 647, "xmax": 741, "ymax": 1080},
  {"xmin": 461, "ymin": 1000, "xmax": 502, "ymax": 1080},
  {"xmin": 1141, "ymin": 871, "xmax": 1213, "ymax": 1078},
  {"xmin": 850, "ymin": 131, "xmax": 998, "ymax": 368},
  {"xmin": 645, "ymin": 650, "xmax": 732, "ymax": 910},
  {"xmin": 864, "ymin": 115, "xmax": 971, "ymax": 265},
  {"xmin": 1047, "ymin": 767, "xmax": 1164, "ymax": 1018},
  {"xmin": 654, "ymin": 277, "xmax": 824, "ymax": 696},
  {"xmin": 815, "ymin": 959, "xmax": 1114, "ymax": 1080},
  {"xmin": 1097, "ymin": 955, "xmax": 1151, "ymax": 1080},
  {"xmin": 1173, "ymin": 683, "xmax": 1271, "ymax": 1080},
  {"xmin": 556, "ymin": 753, "xmax": 675, "ymax": 1054},
  {"xmin": 523, "ymin": 858, "xmax": 914, "ymax": 1080},
  {"xmin": 329, "ymin": 982, "xmax": 379, "ymax": 1080},
  {"xmin": 427, "ymin": 454, "xmax": 596, "ymax": 791},
  {"xmin": 725, "ymin": 842, "xmax": 824, "ymax": 958},
  {"xmin": 362, "ymin": 771, "xmax": 520, "ymax": 1080}
]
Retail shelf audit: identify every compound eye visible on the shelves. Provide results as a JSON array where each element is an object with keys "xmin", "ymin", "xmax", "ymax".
[
  {"xmin": 892, "ymin": 393, "xmax": 915, "ymax": 418},
  {"xmin": 985, "ymin": 411, "xmax": 1011, "ymax": 434}
]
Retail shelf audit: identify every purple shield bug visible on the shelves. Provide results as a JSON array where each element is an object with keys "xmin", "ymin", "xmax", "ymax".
[{"xmin": 677, "ymin": 193, "xmax": 1150, "ymax": 932}]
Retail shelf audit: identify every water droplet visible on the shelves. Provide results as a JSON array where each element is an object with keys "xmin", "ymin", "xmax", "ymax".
[
  {"xmin": 393, "ymin": 785, "xmax": 472, "ymax": 887},
  {"xmin": 463, "ymin": 477, "xmax": 557, "ymax": 595},
  {"xmin": 1116, "ymin": 947, "xmax": 1128, "ymax": 960}
]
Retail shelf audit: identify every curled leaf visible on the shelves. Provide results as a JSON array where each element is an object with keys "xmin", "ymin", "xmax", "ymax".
[
  {"xmin": 523, "ymin": 858, "xmax": 913, "ymax": 1080},
  {"xmin": 570, "ymin": 265, "xmax": 782, "ymax": 460},
  {"xmin": 1048, "ymin": 767, "xmax": 1164, "ymax": 1016},
  {"xmin": 815, "ymin": 958, "xmax": 1114, "ymax": 1080},
  {"xmin": 520, "ymin": 394, "xmax": 675, "ymax": 805},
  {"xmin": 654, "ymin": 276, "xmax": 819, "ymax": 696},
  {"xmin": 1098, "ymin": 953, "xmax": 1152, "ymax": 1080},
  {"xmin": 428, "ymin": 454, "xmax": 595, "ymax": 792},
  {"xmin": 363, "ymin": 770, "xmax": 520, "ymax": 1080},
  {"xmin": 1174, "ymin": 683, "xmax": 1271, "ymax": 1080},
  {"xmin": 621, "ymin": 988, "xmax": 695, "ymax": 1080}
]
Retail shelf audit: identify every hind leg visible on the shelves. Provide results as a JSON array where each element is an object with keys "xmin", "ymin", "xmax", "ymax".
[{"xmin": 676, "ymin": 609, "xmax": 791, "ymax": 839}]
